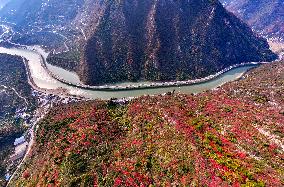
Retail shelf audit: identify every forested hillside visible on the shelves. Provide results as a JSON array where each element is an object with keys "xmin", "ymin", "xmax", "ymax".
[
  {"xmin": 221, "ymin": 0, "xmax": 284, "ymax": 38},
  {"xmin": 78, "ymin": 0, "xmax": 276, "ymax": 85},
  {"xmin": 0, "ymin": 0, "xmax": 277, "ymax": 85},
  {"xmin": 10, "ymin": 61, "xmax": 284, "ymax": 186},
  {"xmin": 0, "ymin": 54, "xmax": 37, "ymax": 186}
]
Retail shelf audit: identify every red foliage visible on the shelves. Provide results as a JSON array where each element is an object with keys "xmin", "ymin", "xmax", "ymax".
[
  {"xmin": 22, "ymin": 170, "xmax": 30, "ymax": 179},
  {"xmin": 113, "ymin": 177, "xmax": 123, "ymax": 187}
]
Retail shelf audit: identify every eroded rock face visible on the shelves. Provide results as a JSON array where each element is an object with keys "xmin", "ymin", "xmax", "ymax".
[
  {"xmin": 221, "ymin": 0, "xmax": 284, "ymax": 38},
  {"xmin": 78, "ymin": 0, "xmax": 276, "ymax": 85}
]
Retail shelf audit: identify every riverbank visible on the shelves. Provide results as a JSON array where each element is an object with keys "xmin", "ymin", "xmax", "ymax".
[
  {"xmin": 0, "ymin": 41, "xmax": 266, "ymax": 91},
  {"xmin": 6, "ymin": 90, "xmax": 84, "ymax": 186},
  {"xmin": 0, "ymin": 53, "xmax": 37, "ymax": 186},
  {"xmin": 2, "ymin": 41, "xmax": 283, "ymax": 186},
  {"xmin": 22, "ymin": 58, "xmax": 70, "ymax": 97},
  {"xmin": 9, "ymin": 61, "xmax": 284, "ymax": 186},
  {"xmin": 0, "ymin": 44, "xmax": 270, "ymax": 100},
  {"xmin": 30, "ymin": 45, "xmax": 265, "ymax": 91}
]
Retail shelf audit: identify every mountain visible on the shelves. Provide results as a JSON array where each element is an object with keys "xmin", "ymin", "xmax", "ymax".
[
  {"xmin": 77, "ymin": 0, "xmax": 276, "ymax": 85},
  {"xmin": 9, "ymin": 60, "xmax": 284, "ymax": 186},
  {"xmin": 221, "ymin": 0, "xmax": 284, "ymax": 38},
  {"xmin": 0, "ymin": 0, "xmax": 84, "ymax": 51},
  {"xmin": 0, "ymin": 0, "xmax": 39, "ymax": 30},
  {"xmin": 0, "ymin": 0, "xmax": 83, "ymax": 29},
  {"xmin": 0, "ymin": 0, "xmax": 277, "ymax": 85},
  {"xmin": 0, "ymin": 54, "xmax": 37, "ymax": 186}
]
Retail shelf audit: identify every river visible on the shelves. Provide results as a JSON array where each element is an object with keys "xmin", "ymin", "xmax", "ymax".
[{"xmin": 0, "ymin": 46, "xmax": 257, "ymax": 100}]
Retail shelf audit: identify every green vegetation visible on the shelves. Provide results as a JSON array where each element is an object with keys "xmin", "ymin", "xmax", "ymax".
[
  {"xmin": 11, "ymin": 91, "xmax": 284, "ymax": 186},
  {"xmin": 0, "ymin": 54, "xmax": 37, "ymax": 186},
  {"xmin": 221, "ymin": 0, "xmax": 284, "ymax": 38},
  {"xmin": 47, "ymin": 49, "xmax": 80, "ymax": 72},
  {"xmin": 79, "ymin": 0, "xmax": 276, "ymax": 85},
  {"xmin": 11, "ymin": 61, "xmax": 284, "ymax": 186}
]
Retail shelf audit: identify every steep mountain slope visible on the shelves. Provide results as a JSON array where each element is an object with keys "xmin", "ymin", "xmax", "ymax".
[
  {"xmin": 0, "ymin": 54, "xmax": 37, "ymax": 186},
  {"xmin": 78, "ymin": 0, "xmax": 276, "ymax": 85},
  {"xmin": 0, "ymin": 0, "xmax": 84, "ymax": 29},
  {"xmin": 0, "ymin": 0, "xmax": 26, "ymax": 23},
  {"xmin": 221, "ymin": 0, "xmax": 284, "ymax": 38},
  {"xmin": 0, "ymin": 0, "xmax": 85, "ymax": 52},
  {"xmin": 9, "ymin": 61, "xmax": 284, "ymax": 186},
  {"xmin": 0, "ymin": 0, "xmax": 277, "ymax": 85}
]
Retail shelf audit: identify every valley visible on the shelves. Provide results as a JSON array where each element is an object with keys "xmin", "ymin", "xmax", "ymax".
[
  {"xmin": 0, "ymin": 0, "xmax": 278, "ymax": 85},
  {"xmin": 0, "ymin": 44, "xmax": 261, "ymax": 99},
  {"xmin": 0, "ymin": 36, "xmax": 283, "ymax": 186},
  {"xmin": 0, "ymin": 0, "xmax": 283, "ymax": 186},
  {"xmin": 7, "ymin": 58, "xmax": 284, "ymax": 186}
]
